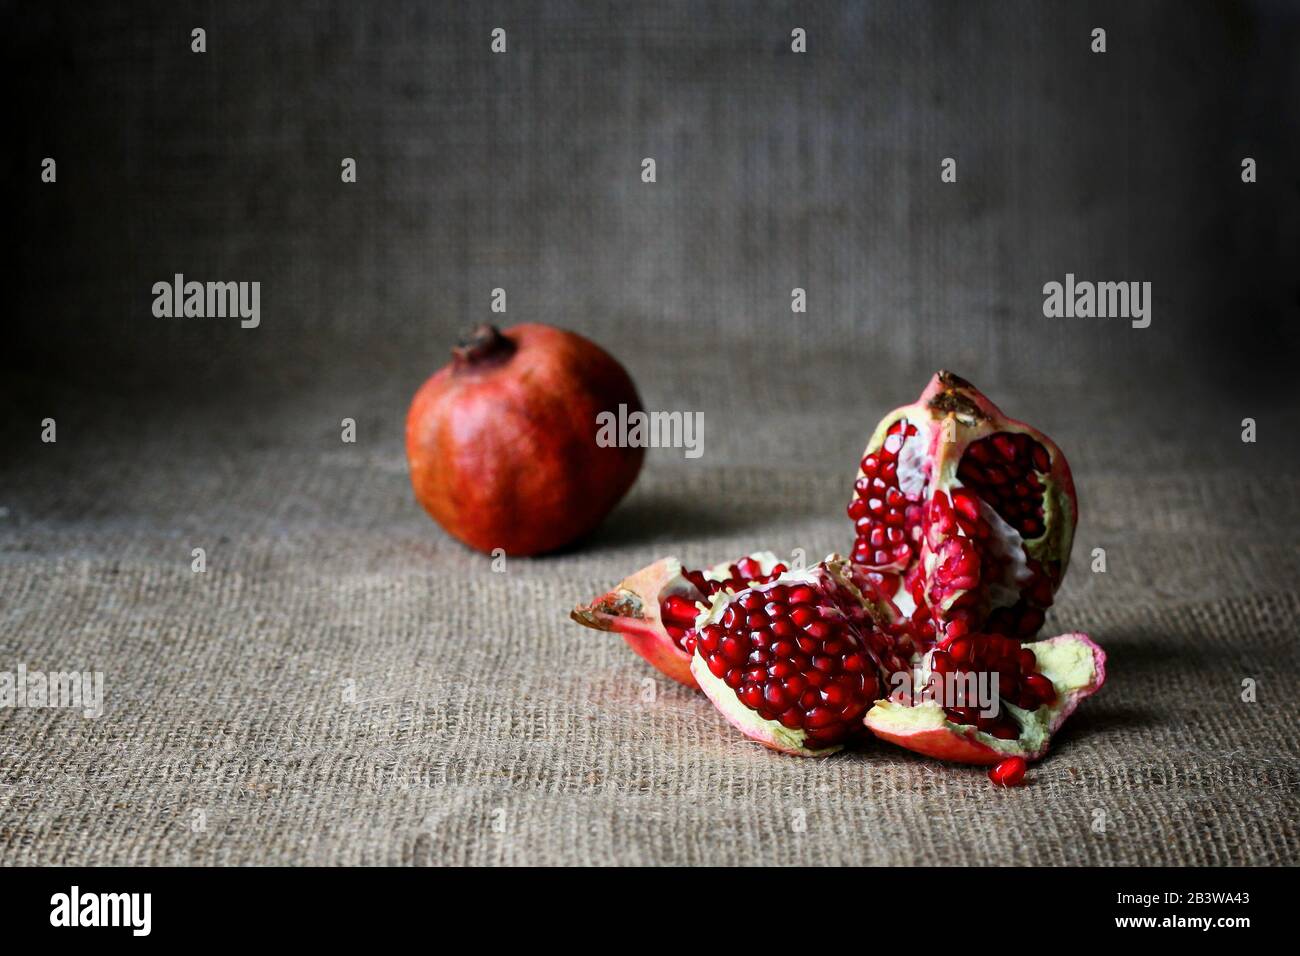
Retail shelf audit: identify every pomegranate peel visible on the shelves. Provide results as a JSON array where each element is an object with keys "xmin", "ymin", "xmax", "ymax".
[
  {"xmin": 570, "ymin": 552, "xmax": 786, "ymax": 688},
  {"xmin": 864, "ymin": 632, "xmax": 1106, "ymax": 765}
]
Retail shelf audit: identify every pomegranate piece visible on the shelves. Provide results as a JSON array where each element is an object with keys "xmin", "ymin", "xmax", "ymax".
[
  {"xmin": 689, "ymin": 558, "xmax": 901, "ymax": 756},
  {"xmin": 570, "ymin": 552, "xmax": 788, "ymax": 688},
  {"xmin": 989, "ymin": 756, "xmax": 1027, "ymax": 787},
  {"xmin": 864, "ymin": 632, "xmax": 1106, "ymax": 765},
  {"xmin": 847, "ymin": 371, "xmax": 1077, "ymax": 644},
  {"xmin": 407, "ymin": 323, "xmax": 644, "ymax": 556}
]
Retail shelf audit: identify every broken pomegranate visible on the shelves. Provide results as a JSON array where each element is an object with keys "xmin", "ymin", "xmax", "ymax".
[
  {"xmin": 848, "ymin": 371, "xmax": 1077, "ymax": 644},
  {"xmin": 570, "ymin": 552, "xmax": 788, "ymax": 688},
  {"xmin": 407, "ymin": 323, "xmax": 644, "ymax": 556},
  {"xmin": 689, "ymin": 558, "xmax": 909, "ymax": 757},
  {"xmin": 571, "ymin": 552, "xmax": 1106, "ymax": 765},
  {"xmin": 864, "ymin": 631, "xmax": 1106, "ymax": 765},
  {"xmin": 564, "ymin": 372, "xmax": 1105, "ymax": 774}
]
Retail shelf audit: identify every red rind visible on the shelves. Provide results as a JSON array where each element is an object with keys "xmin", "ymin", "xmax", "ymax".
[
  {"xmin": 570, "ymin": 558, "xmax": 698, "ymax": 687},
  {"xmin": 571, "ymin": 552, "xmax": 787, "ymax": 689}
]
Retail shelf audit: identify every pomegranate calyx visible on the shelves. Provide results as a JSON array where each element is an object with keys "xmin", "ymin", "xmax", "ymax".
[
  {"xmin": 923, "ymin": 370, "xmax": 988, "ymax": 423},
  {"xmin": 451, "ymin": 323, "xmax": 516, "ymax": 367}
]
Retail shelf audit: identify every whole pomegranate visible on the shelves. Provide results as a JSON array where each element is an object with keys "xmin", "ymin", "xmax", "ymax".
[{"xmin": 406, "ymin": 323, "xmax": 644, "ymax": 556}]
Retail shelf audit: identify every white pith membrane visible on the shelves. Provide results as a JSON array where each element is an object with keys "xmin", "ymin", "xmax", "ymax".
[
  {"xmin": 959, "ymin": 495, "xmax": 1033, "ymax": 613},
  {"xmin": 700, "ymin": 551, "xmax": 783, "ymax": 588},
  {"xmin": 864, "ymin": 634, "xmax": 1103, "ymax": 762},
  {"xmin": 895, "ymin": 434, "xmax": 929, "ymax": 498},
  {"xmin": 689, "ymin": 558, "xmax": 883, "ymax": 757},
  {"xmin": 653, "ymin": 549, "xmax": 784, "ymax": 599}
]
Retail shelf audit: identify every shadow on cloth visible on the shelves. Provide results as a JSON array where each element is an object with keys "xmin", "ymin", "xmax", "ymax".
[{"xmin": 570, "ymin": 491, "xmax": 803, "ymax": 553}]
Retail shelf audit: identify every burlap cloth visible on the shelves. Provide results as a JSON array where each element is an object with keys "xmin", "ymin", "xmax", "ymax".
[{"xmin": 2, "ymin": 1, "xmax": 1298, "ymax": 865}]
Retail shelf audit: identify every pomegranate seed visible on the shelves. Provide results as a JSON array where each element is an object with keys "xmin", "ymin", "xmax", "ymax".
[
  {"xmin": 789, "ymin": 605, "xmax": 817, "ymax": 627},
  {"xmin": 720, "ymin": 636, "xmax": 746, "ymax": 663},
  {"xmin": 771, "ymin": 618, "xmax": 797, "ymax": 639},
  {"xmin": 989, "ymin": 756, "xmax": 1027, "ymax": 787},
  {"xmin": 661, "ymin": 594, "xmax": 699, "ymax": 626},
  {"xmin": 822, "ymin": 684, "xmax": 848, "ymax": 707},
  {"xmin": 989, "ymin": 719, "xmax": 1020, "ymax": 740},
  {"xmin": 804, "ymin": 620, "xmax": 832, "ymax": 640},
  {"xmin": 1022, "ymin": 673, "xmax": 1057, "ymax": 705},
  {"xmin": 805, "ymin": 706, "xmax": 837, "ymax": 729}
]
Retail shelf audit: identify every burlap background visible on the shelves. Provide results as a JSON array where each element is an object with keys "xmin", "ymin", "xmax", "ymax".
[{"xmin": 3, "ymin": 2, "xmax": 1298, "ymax": 865}]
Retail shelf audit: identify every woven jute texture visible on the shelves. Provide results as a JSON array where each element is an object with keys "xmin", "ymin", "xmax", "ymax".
[
  {"xmin": 3, "ymin": 1, "xmax": 1299, "ymax": 865},
  {"xmin": 2, "ymin": 353, "xmax": 1298, "ymax": 866}
]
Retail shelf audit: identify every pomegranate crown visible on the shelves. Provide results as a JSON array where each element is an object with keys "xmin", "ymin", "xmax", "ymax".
[
  {"xmin": 452, "ymin": 324, "xmax": 516, "ymax": 367},
  {"xmin": 919, "ymin": 370, "xmax": 1002, "ymax": 424}
]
